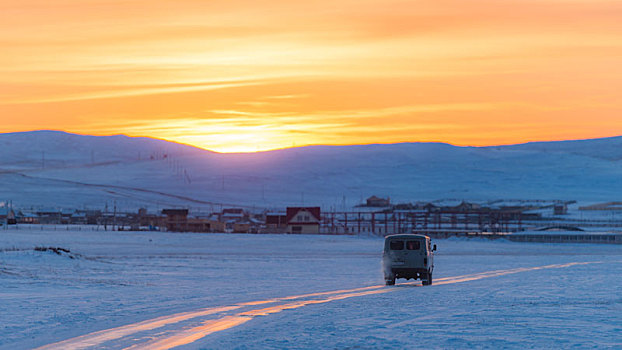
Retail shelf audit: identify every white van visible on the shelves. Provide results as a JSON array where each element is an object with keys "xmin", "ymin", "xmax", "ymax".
[{"xmin": 383, "ymin": 234, "xmax": 436, "ymax": 285}]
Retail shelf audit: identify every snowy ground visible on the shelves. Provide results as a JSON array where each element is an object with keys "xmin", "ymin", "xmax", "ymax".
[{"xmin": 1, "ymin": 226, "xmax": 620, "ymax": 349}]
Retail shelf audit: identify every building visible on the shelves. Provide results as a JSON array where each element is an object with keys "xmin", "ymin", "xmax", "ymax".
[
  {"xmin": 207, "ymin": 218, "xmax": 226, "ymax": 232},
  {"xmin": 286, "ymin": 207, "xmax": 321, "ymax": 234},
  {"xmin": 553, "ymin": 204, "xmax": 568, "ymax": 215},
  {"xmin": 161, "ymin": 209, "xmax": 236, "ymax": 233},
  {"xmin": 265, "ymin": 212, "xmax": 287, "ymax": 230},
  {"xmin": 35, "ymin": 208, "xmax": 63, "ymax": 224},
  {"xmin": 231, "ymin": 218, "xmax": 252, "ymax": 233},
  {"xmin": 366, "ymin": 196, "xmax": 391, "ymax": 207},
  {"xmin": 222, "ymin": 208, "xmax": 246, "ymax": 220},
  {"xmin": 0, "ymin": 207, "xmax": 16, "ymax": 225},
  {"xmin": 186, "ymin": 217, "xmax": 214, "ymax": 232},
  {"xmin": 185, "ymin": 213, "xmax": 224, "ymax": 233},
  {"xmin": 161, "ymin": 209, "xmax": 189, "ymax": 232},
  {"xmin": 18, "ymin": 211, "xmax": 39, "ymax": 224},
  {"xmin": 452, "ymin": 201, "xmax": 482, "ymax": 212},
  {"xmin": 138, "ymin": 208, "xmax": 160, "ymax": 229}
]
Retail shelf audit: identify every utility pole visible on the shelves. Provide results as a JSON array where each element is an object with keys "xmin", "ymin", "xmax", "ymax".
[
  {"xmin": 104, "ymin": 202, "xmax": 108, "ymax": 231},
  {"xmin": 3, "ymin": 199, "xmax": 7, "ymax": 230}
]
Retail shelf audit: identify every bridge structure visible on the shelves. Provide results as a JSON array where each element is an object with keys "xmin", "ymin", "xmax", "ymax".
[
  {"xmin": 318, "ymin": 209, "xmax": 622, "ymax": 244},
  {"xmin": 319, "ymin": 208, "xmax": 526, "ymax": 235}
]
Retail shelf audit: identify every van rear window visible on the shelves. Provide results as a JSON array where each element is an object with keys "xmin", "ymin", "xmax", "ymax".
[
  {"xmin": 406, "ymin": 241, "xmax": 420, "ymax": 250},
  {"xmin": 390, "ymin": 240, "xmax": 404, "ymax": 250}
]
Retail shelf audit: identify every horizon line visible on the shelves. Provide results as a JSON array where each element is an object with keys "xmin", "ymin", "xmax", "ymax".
[{"xmin": 3, "ymin": 129, "xmax": 622, "ymax": 154}]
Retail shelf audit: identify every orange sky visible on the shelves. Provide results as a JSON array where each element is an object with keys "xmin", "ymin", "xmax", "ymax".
[{"xmin": 1, "ymin": 0, "xmax": 622, "ymax": 152}]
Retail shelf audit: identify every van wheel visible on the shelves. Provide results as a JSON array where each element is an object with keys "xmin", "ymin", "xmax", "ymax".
[
  {"xmin": 385, "ymin": 277, "xmax": 395, "ymax": 285},
  {"xmin": 422, "ymin": 272, "xmax": 432, "ymax": 286}
]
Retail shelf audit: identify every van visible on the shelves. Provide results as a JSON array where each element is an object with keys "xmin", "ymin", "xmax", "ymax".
[{"xmin": 383, "ymin": 234, "xmax": 436, "ymax": 285}]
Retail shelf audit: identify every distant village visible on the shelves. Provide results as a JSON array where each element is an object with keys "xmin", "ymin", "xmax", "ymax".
[
  {"xmin": 3, "ymin": 195, "xmax": 622, "ymax": 243},
  {"xmin": 4, "ymin": 196, "xmax": 622, "ymax": 239}
]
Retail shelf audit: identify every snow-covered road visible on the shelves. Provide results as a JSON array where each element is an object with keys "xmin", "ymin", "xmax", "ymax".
[
  {"xmin": 37, "ymin": 262, "xmax": 603, "ymax": 350},
  {"xmin": 1, "ymin": 227, "xmax": 621, "ymax": 349}
]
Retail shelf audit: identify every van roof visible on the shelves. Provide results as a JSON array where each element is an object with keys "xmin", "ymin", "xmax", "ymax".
[{"xmin": 384, "ymin": 234, "xmax": 428, "ymax": 240}]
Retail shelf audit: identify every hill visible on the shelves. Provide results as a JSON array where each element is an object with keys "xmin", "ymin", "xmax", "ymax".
[{"xmin": 1, "ymin": 130, "xmax": 621, "ymax": 211}]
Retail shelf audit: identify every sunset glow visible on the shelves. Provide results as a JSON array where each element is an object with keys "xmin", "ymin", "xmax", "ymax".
[{"xmin": 2, "ymin": 0, "xmax": 622, "ymax": 152}]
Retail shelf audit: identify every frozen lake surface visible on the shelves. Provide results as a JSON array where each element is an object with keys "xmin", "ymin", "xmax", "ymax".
[{"xmin": 1, "ymin": 227, "xmax": 620, "ymax": 349}]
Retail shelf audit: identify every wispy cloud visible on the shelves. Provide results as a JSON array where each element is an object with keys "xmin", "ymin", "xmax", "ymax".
[
  {"xmin": 262, "ymin": 94, "xmax": 311, "ymax": 100},
  {"xmin": 0, "ymin": 80, "xmax": 265, "ymax": 105},
  {"xmin": 1, "ymin": 0, "xmax": 622, "ymax": 151}
]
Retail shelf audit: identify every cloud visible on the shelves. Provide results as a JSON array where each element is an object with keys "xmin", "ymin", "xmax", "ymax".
[{"xmin": 1, "ymin": 0, "xmax": 622, "ymax": 151}]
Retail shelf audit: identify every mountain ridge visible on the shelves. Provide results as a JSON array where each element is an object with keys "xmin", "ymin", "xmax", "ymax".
[
  {"xmin": 1, "ymin": 130, "xmax": 621, "ymax": 209},
  {"xmin": 6, "ymin": 129, "xmax": 622, "ymax": 156}
]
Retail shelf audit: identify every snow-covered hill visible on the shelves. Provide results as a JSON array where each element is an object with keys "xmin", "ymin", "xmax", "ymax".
[{"xmin": 1, "ymin": 130, "xmax": 621, "ymax": 211}]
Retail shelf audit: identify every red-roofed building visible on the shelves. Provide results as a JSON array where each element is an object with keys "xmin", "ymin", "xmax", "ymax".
[{"xmin": 286, "ymin": 207, "xmax": 321, "ymax": 234}]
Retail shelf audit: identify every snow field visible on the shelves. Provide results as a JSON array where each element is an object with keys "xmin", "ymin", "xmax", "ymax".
[{"xmin": 0, "ymin": 227, "xmax": 620, "ymax": 349}]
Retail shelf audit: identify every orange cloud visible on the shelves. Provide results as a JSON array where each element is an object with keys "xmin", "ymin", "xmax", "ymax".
[{"xmin": 1, "ymin": 0, "xmax": 622, "ymax": 152}]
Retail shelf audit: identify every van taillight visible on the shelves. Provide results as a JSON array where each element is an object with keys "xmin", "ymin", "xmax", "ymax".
[{"xmin": 424, "ymin": 258, "xmax": 427, "ymax": 266}]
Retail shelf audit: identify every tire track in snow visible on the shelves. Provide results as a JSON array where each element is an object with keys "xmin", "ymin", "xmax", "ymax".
[
  {"xmin": 431, "ymin": 261, "xmax": 596, "ymax": 286},
  {"xmin": 33, "ymin": 306, "xmax": 241, "ymax": 350},
  {"xmin": 34, "ymin": 286, "xmax": 387, "ymax": 350},
  {"xmin": 36, "ymin": 261, "xmax": 599, "ymax": 350},
  {"xmin": 124, "ymin": 289, "xmax": 392, "ymax": 350}
]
